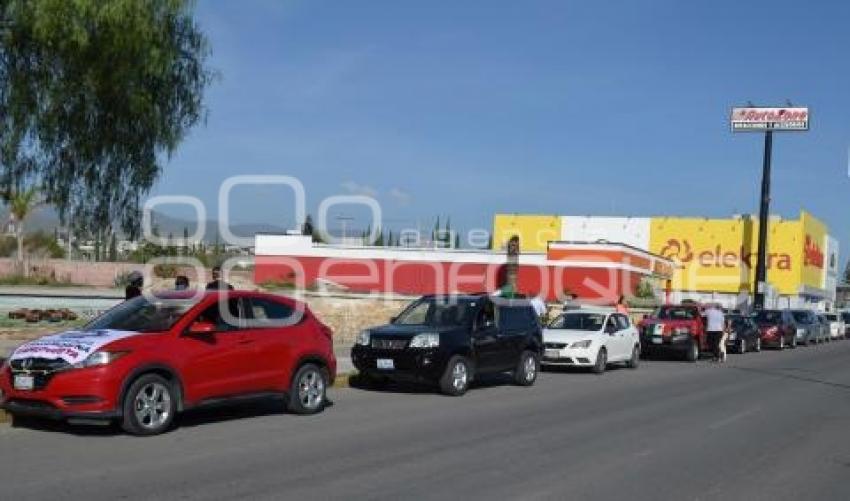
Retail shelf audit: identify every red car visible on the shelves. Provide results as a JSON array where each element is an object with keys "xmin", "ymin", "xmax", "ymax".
[
  {"xmin": 638, "ymin": 303, "xmax": 707, "ymax": 362},
  {"xmin": 0, "ymin": 290, "xmax": 335, "ymax": 435}
]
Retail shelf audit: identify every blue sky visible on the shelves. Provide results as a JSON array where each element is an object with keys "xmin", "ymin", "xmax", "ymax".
[{"xmin": 155, "ymin": 0, "xmax": 849, "ymax": 261}]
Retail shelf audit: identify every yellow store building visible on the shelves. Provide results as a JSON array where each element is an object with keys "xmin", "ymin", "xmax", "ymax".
[{"xmin": 493, "ymin": 211, "xmax": 839, "ymax": 310}]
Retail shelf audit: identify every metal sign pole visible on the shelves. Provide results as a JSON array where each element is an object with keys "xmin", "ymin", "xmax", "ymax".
[{"xmin": 753, "ymin": 130, "xmax": 773, "ymax": 310}]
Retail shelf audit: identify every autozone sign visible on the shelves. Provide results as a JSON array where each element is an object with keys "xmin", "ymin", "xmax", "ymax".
[{"xmin": 730, "ymin": 107, "xmax": 809, "ymax": 132}]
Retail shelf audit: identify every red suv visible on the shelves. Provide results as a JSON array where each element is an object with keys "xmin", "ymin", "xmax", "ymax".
[
  {"xmin": 0, "ymin": 291, "xmax": 336, "ymax": 435},
  {"xmin": 638, "ymin": 303, "xmax": 707, "ymax": 362}
]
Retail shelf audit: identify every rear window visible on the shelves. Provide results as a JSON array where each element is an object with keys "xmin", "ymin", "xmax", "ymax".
[
  {"xmin": 497, "ymin": 306, "xmax": 538, "ymax": 330},
  {"xmin": 754, "ymin": 310, "xmax": 782, "ymax": 324},
  {"xmin": 654, "ymin": 306, "xmax": 698, "ymax": 320},
  {"xmin": 791, "ymin": 311, "xmax": 811, "ymax": 323}
]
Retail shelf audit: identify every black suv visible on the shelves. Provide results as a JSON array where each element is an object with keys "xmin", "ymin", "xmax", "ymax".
[{"xmin": 351, "ymin": 294, "xmax": 543, "ymax": 396}]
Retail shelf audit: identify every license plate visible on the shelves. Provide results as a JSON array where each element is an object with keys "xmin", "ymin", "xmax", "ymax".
[
  {"xmin": 376, "ymin": 359, "xmax": 394, "ymax": 370},
  {"xmin": 14, "ymin": 374, "xmax": 34, "ymax": 391},
  {"xmin": 651, "ymin": 336, "xmax": 663, "ymax": 344},
  {"xmin": 545, "ymin": 349, "xmax": 561, "ymax": 359}
]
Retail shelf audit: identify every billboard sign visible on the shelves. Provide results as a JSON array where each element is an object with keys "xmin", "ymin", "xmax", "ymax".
[{"xmin": 730, "ymin": 107, "xmax": 809, "ymax": 132}]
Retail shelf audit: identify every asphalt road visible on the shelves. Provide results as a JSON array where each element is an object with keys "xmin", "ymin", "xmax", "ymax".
[{"xmin": 3, "ymin": 342, "xmax": 850, "ymax": 501}]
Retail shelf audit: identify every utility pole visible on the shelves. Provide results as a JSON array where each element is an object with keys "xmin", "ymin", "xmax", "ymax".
[{"xmin": 753, "ymin": 130, "xmax": 772, "ymax": 310}]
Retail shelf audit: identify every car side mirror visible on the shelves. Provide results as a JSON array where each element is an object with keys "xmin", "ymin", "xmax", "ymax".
[
  {"xmin": 187, "ymin": 320, "xmax": 216, "ymax": 335},
  {"xmin": 605, "ymin": 325, "xmax": 617, "ymax": 334}
]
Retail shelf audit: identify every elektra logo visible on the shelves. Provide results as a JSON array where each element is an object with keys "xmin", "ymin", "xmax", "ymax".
[{"xmin": 660, "ymin": 238, "xmax": 792, "ymax": 270}]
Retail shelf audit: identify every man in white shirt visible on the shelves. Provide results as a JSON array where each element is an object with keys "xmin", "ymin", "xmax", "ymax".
[{"xmin": 705, "ymin": 304, "xmax": 726, "ymax": 362}]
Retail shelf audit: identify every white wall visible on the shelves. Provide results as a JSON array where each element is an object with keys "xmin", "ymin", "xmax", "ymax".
[{"xmin": 560, "ymin": 216, "xmax": 651, "ymax": 250}]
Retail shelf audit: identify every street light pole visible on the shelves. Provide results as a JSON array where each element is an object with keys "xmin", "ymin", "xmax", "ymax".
[{"xmin": 753, "ymin": 130, "xmax": 773, "ymax": 310}]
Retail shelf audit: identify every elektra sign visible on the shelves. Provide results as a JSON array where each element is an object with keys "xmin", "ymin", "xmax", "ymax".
[{"xmin": 730, "ymin": 107, "xmax": 809, "ymax": 132}]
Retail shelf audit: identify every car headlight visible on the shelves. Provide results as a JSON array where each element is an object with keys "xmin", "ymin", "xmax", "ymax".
[
  {"xmin": 409, "ymin": 333, "xmax": 440, "ymax": 348},
  {"xmin": 571, "ymin": 340, "xmax": 592, "ymax": 348},
  {"xmin": 356, "ymin": 330, "xmax": 371, "ymax": 346},
  {"xmin": 69, "ymin": 351, "xmax": 129, "ymax": 370},
  {"xmin": 796, "ymin": 328, "xmax": 805, "ymax": 335}
]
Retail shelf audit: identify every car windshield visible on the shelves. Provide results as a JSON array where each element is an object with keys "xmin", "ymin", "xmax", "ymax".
[
  {"xmin": 791, "ymin": 311, "xmax": 810, "ymax": 323},
  {"xmin": 754, "ymin": 310, "xmax": 782, "ymax": 324},
  {"xmin": 654, "ymin": 306, "xmax": 698, "ymax": 320},
  {"xmin": 548, "ymin": 313, "xmax": 606, "ymax": 331},
  {"xmin": 393, "ymin": 297, "xmax": 476, "ymax": 327},
  {"xmin": 85, "ymin": 296, "xmax": 197, "ymax": 332}
]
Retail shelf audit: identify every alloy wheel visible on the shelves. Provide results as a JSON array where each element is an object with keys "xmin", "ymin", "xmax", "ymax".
[
  {"xmin": 524, "ymin": 354, "xmax": 537, "ymax": 383},
  {"xmin": 452, "ymin": 361, "xmax": 468, "ymax": 391},
  {"xmin": 133, "ymin": 382, "xmax": 172, "ymax": 431},
  {"xmin": 297, "ymin": 367, "xmax": 326, "ymax": 411}
]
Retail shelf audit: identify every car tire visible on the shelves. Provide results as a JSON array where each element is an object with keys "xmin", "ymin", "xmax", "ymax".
[
  {"xmin": 440, "ymin": 355, "xmax": 472, "ymax": 396},
  {"xmin": 121, "ymin": 374, "xmax": 176, "ymax": 436},
  {"xmin": 626, "ymin": 345, "xmax": 640, "ymax": 369},
  {"xmin": 513, "ymin": 350, "xmax": 539, "ymax": 386},
  {"xmin": 592, "ymin": 348, "xmax": 607, "ymax": 374},
  {"xmin": 754, "ymin": 337, "xmax": 762, "ymax": 352},
  {"xmin": 685, "ymin": 340, "xmax": 699, "ymax": 362},
  {"xmin": 738, "ymin": 339, "xmax": 747, "ymax": 354},
  {"xmin": 287, "ymin": 364, "xmax": 328, "ymax": 415}
]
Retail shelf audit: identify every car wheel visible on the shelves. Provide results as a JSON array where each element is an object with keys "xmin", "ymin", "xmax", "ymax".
[
  {"xmin": 626, "ymin": 345, "xmax": 640, "ymax": 369},
  {"xmin": 287, "ymin": 364, "xmax": 328, "ymax": 415},
  {"xmin": 440, "ymin": 355, "xmax": 471, "ymax": 396},
  {"xmin": 514, "ymin": 350, "xmax": 539, "ymax": 386},
  {"xmin": 738, "ymin": 339, "xmax": 747, "ymax": 354},
  {"xmin": 685, "ymin": 340, "xmax": 699, "ymax": 362},
  {"xmin": 121, "ymin": 374, "xmax": 176, "ymax": 436},
  {"xmin": 754, "ymin": 337, "xmax": 762, "ymax": 352},
  {"xmin": 592, "ymin": 348, "xmax": 607, "ymax": 374}
]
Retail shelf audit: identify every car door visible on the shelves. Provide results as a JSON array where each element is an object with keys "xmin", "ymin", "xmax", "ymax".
[
  {"xmin": 494, "ymin": 305, "xmax": 536, "ymax": 370},
  {"xmin": 614, "ymin": 314, "xmax": 636, "ymax": 360},
  {"xmin": 180, "ymin": 297, "xmax": 258, "ymax": 403},
  {"xmin": 471, "ymin": 300, "xmax": 502, "ymax": 373},
  {"xmin": 602, "ymin": 315, "xmax": 624, "ymax": 360},
  {"xmin": 242, "ymin": 297, "xmax": 306, "ymax": 391}
]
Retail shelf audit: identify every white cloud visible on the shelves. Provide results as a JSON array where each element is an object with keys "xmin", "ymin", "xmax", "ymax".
[
  {"xmin": 389, "ymin": 187, "xmax": 412, "ymax": 205},
  {"xmin": 340, "ymin": 181, "xmax": 378, "ymax": 198}
]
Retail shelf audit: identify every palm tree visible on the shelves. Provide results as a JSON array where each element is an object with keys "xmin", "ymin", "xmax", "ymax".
[{"xmin": 5, "ymin": 187, "xmax": 41, "ymax": 275}]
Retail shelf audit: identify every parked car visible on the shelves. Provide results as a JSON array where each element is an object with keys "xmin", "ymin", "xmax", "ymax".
[
  {"xmin": 790, "ymin": 310, "xmax": 819, "ymax": 345},
  {"xmin": 824, "ymin": 313, "xmax": 845, "ymax": 341},
  {"xmin": 725, "ymin": 314, "xmax": 761, "ymax": 354},
  {"xmin": 815, "ymin": 314, "xmax": 831, "ymax": 343},
  {"xmin": 638, "ymin": 304, "xmax": 706, "ymax": 362},
  {"xmin": 0, "ymin": 291, "xmax": 336, "ymax": 435},
  {"xmin": 843, "ymin": 312, "xmax": 850, "ymax": 338},
  {"xmin": 542, "ymin": 309, "xmax": 639, "ymax": 373},
  {"xmin": 351, "ymin": 294, "xmax": 543, "ymax": 396},
  {"xmin": 753, "ymin": 309, "xmax": 797, "ymax": 349}
]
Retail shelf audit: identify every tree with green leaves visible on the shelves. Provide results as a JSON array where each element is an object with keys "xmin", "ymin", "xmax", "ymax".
[
  {"xmin": 0, "ymin": 0, "xmax": 214, "ymax": 237},
  {"xmin": 3, "ymin": 186, "xmax": 40, "ymax": 273}
]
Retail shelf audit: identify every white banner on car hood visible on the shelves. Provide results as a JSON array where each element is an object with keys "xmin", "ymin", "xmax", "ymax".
[{"xmin": 9, "ymin": 329, "xmax": 140, "ymax": 365}]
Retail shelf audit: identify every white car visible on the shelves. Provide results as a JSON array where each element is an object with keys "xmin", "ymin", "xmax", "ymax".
[
  {"xmin": 542, "ymin": 309, "xmax": 640, "ymax": 374},
  {"xmin": 825, "ymin": 313, "xmax": 845, "ymax": 340}
]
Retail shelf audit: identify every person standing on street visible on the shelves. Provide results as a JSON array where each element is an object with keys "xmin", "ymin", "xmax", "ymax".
[
  {"xmin": 705, "ymin": 303, "xmax": 726, "ymax": 362},
  {"xmin": 615, "ymin": 295, "xmax": 630, "ymax": 315},
  {"xmin": 124, "ymin": 271, "xmax": 143, "ymax": 300},
  {"xmin": 206, "ymin": 266, "xmax": 234, "ymax": 290}
]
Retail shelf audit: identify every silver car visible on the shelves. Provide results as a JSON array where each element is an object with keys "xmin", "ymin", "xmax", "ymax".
[
  {"xmin": 791, "ymin": 310, "xmax": 820, "ymax": 345},
  {"xmin": 824, "ymin": 313, "xmax": 845, "ymax": 340}
]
